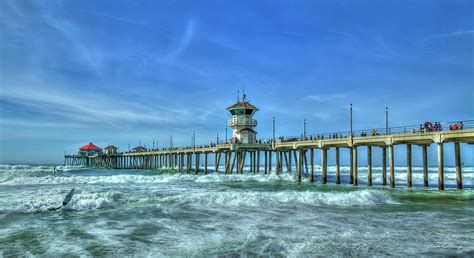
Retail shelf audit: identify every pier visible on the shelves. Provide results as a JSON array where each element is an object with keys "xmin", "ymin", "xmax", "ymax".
[{"xmin": 64, "ymin": 94, "xmax": 474, "ymax": 191}]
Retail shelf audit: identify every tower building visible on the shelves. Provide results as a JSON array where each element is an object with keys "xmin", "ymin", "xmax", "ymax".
[{"xmin": 226, "ymin": 93, "xmax": 259, "ymax": 144}]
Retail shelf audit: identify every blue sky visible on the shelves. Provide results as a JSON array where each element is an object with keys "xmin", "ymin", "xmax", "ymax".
[{"xmin": 0, "ymin": 0, "xmax": 473, "ymax": 165}]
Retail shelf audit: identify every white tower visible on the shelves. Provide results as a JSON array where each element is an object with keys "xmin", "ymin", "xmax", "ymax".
[{"xmin": 226, "ymin": 92, "xmax": 258, "ymax": 144}]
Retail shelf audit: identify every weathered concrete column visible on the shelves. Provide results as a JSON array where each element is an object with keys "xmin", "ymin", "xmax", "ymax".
[
  {"xmin": 280, "ymin": 151, "xmax": 284, "ymax": 172},
  {"xmin": 194, "ymin": 153, "xmax": 199, "ymax": 175},
  {"xmin": 349, "ymin": 147, "xmax": 354, "ymax": 184},
  {"xmin": 204, "ymin": 153, "xmax": 208, "ymax": 174},
  {"xmin": 276, "ymin": 151, "xmax": 280, "ymax": 176},
  {"xmin": 422, "ymin": 145, "xmax": 428, "ymax": 187},
  {"xmin": 382, "ymin": 147, "xmax": 387, "ymax": 185},
  {"xmin": 225, "ymin": 151, "xmax": 230, "ymax": 174},
  {"xmin": 257, "ymin": 151, "xmax": 260, "ymax": 174},
  {"xmin": 310, "ymin": 148, "xmax": 315, "ymax": 182},
  {"xmin": 264, "ymin": 151, "xmax": 268, "ymax": 174},
  {"xmin": 455, "ymin": 142, "xmax": 462, "ymax": 189},
  {"xmin": 214, "ymin": 152, "xmax": 218, "ymax": 173},
  {"xmin": 249, "ymin": 151, "xmax": 253, "ymax": 173},
  {"xmin": 178, "ymin": 154, "xmax": 181, "ymax": 173},
  {"xmin": 438, "ymin": 143, "xmax": 444, "ymax": 190},
  {"xmin": 389, "ymin": 145, "xmax": 395, "ymax": 188},
  {"xmin": 352, "ymin": 147, "xmax": 358, "ymax": 186},
  {"xmin": 407, "ymin": 144, "xmax": 412, "ymax": 188},
  {"xmin": 297, "ymin": 149, "xmax": 302, "ymax": 182},
  {"xmin": 268, "ymin": 151, "xmax": 272, "ymax": 174},
  {"xmin": 288, "ymin": 150, "xmax": 292, "ymax": 173},
  {"xmin": 230, "ymin": 151, "xmax": 237, "ymax": 175},
  {"xmin": 240, "ymin": 151, "xmax": 247, "ymax": 174},
  {"xmin": 367, "ymin": 146, "xmax": 372, "ymax": 186},
  {"xmin": 335, "ymin": 147, "xmax": 340, "ymax": 184},
  {"xmin": 322, "ymin": 148, "xmax": 327, "ymax": 184}
]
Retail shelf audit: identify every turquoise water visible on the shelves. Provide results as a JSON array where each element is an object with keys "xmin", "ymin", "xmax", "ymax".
[{"xmin": 0, "ymin": 165, "xmax": 473, "ymax": 256}]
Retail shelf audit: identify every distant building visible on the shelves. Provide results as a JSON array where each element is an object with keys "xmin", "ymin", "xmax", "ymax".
[
  {"xmin": 78, "ymin": 143, "xmax": 102, "ymax": 156},
  {"xmin": 132, "ymin": 146, "xmax": 147, "ymax": 152},
  {"xmin": 104, "ymin": 145, "xmax": 118, "ymax": 155},
  {"xmin": 226, "ymin": 93, "xmax": 258, "ymax": 144}
]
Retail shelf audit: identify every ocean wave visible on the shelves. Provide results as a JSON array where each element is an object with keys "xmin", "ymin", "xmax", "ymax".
[
  {"xmin": 165, "ymin": 189, "xmax": 398, "ymax": 208},
  {"xmin": 1, "ymin": 191, "xmax": 122, "ymax": 213}
]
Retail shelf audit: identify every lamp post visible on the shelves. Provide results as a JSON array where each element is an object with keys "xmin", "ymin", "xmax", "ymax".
[
  {"xmin": 272, "ymin": 116, "xmax": 276, "ymax": 142},
  {"xmin": 304, "ymin": 119, "xmax": 307, "ymax": 139},
  {"xmin": 350, "ymin": 103, "xmax": 353, "ymax": 137},
  {"xmin": 216, "ymin": 132, "xmax": 219, "ymax": 145},
  {"xmin": 225, "ymin": 126, "xmax": 228, "ymax": 143},
  {"xmin": 385, "ymin": 107, "xmax": 389, "ymax": 135}
]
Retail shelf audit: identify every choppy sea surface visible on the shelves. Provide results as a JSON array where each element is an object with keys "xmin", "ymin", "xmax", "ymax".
[{"xmin": 0, "ymin": 164, "xmax": 473, "ymax": 257}]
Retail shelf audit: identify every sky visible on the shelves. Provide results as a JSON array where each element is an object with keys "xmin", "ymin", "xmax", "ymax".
[{"xmin": 0, "ymin": 0, "xmax": 473, "ymax": 165}]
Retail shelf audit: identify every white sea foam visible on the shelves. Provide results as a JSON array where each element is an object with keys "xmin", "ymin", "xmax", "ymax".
[
  {"xmin": 1, "ymin": 191, "xmax": 122, "ymax": 213},
  {"xmin": 165, "ymin": 189, "xmax": 398, "ymax": 208}
]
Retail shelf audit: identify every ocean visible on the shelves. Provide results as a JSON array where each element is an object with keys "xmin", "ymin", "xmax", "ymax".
[{"xmin": 0, "ymin": 164, "xmax": 473, "ymax": 256}]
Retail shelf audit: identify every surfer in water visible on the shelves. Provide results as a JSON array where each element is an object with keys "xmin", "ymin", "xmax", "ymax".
[{"xmin": 48, "ymin": 188, "xmax": 75, "ymax": 211}]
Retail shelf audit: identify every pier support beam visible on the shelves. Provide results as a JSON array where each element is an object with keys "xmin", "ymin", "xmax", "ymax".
[
  {"xmin": 335, "ymin": 147, "xmax": 340, "ymax": 184},
  {"xmin": 407, "ymin": 144, "xmax": 412, "ymax": 188},
  {"xmin": 322, "ymin": 148, "xmax": 327, "ymax": 184},
  {"xmin": 422, "ymin": 145, "xmax": 428, "ymax": 187},
  {"xmin": 352, "ymin": 147, "xmax": 358, "ymax": 186},
  {"xmin": 264, "ymin": 151, "xmax": 268, "ymax": 174},
  {"xmin": 276, "ymin": 151, "xmax": 280, "ymax": 176},
  {"xmin": 438, "ymin": 143, "xmax": 444, "ymax": 190},
  {"xmin": 382, "ymin": 147, "xmax": 387, "ymax": 185},
  {"xmin": 288, "ymin": 151, "xmax": 292, "ymax": 174},
  {"xmin": 310, "ymin": 148, "xmax": 314, "ymax": 182},
  {"xmin": 269, "ymin": 151, "xmax": 273, "ymax": 174},
  {"xmin": 367, "ymin": 146, "xmax": 372, "ymax": 186},
  {"xmin": 349, "ymin": 147, "xmax": 354, "ymax": 184},
  {"xmin": 389, "ymin": 145, "xmax": 395, "ymax": 188},
  {"xmin": 297, "ymin": 149, "xmax": 302, "ymax": 182},
  {"xmin": 455, "ymin": 142, "xmax": 462, "ymax": 189},
  {"xmin": 257, "ymin": 151, "xmax": 260, "ymax": 174},
  {"xmin": 204, "ymin": 153, "xmax": 208, "ymax": 174}
]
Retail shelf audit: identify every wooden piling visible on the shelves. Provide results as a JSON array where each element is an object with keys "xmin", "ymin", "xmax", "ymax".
[
  {"xmin": 382, "ymin": 147, "xmax": 387, "ymax": 185},
  {"xmin": 455, "ymin": 142, "xmax": 462, "ymax": 189},
  {"xmin": 264, "ymin": 151, "xmax": 268, "ymax": 174},
  {"xmin": 335, "ymin": 147, "xmax": 340, "ymax": 184},
  {"xmin": 257, "ymin": 150, "xmax": 260, "ymax": 174},
  {"xmin": 367, "ymin": 146, "xmax": 372, "ymax": 186},
  {"xmin": 297, "ymin": 149, "xmax": 302, "ymax": 182},
  {"xmin": 389, "ymin": 145, "xmax": 395, "ymax": 188},
  {"xmin": 310, "ymin": 148, "xmax": 314, "ymax": 182},
  {"xmin": 276, "ymin": 151, "xmax": 280, "ymax": 176},
  {"xmin": 204, "ymin": 153, "xmax": 208, "ymax": 174},
  {"xmin": 438, "ymin": 143, "xmax": 444, "ymax": 190},
  {"xmin": 269, "ymin": 151, "xmax": 273, "ymax": 174},
  {"xmin": 407, "ymin": 144, "xmax": 412, "ymax": 188},
  {"xmin": 288, "ymin": 151, "xmax": 292, "ymax": 173},
  {"xmin": 322, "ymin": 148, "xmax": 327, "ymax": 184},
  {"xmin": 349, "ymin": 147, "xmax": 354, "ymax": 184},
  {"xmin": 230, "ymin": 151, "xmax": 236, "ymax": 174},
  {"xmin": 352, "ymin": 147, "xmax": 358, "ymax": 186}
]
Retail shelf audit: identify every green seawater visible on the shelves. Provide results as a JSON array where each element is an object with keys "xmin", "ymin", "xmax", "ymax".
[{"xmin": 0, "ymin": 165, "xmax": 473, "ymax": 256}]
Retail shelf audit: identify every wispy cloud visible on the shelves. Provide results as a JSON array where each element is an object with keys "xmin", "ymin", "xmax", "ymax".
[
  {"xmin": 164, "ymin": 19, "xmax": 196, "ymax": 62},
  {"xmin": 88, "ymin": 11, "xmax": 146, "ymax": 26},
  {"xmin": 303, "ymin": 94, "xmax": 346, "ymax": 102},
  {"xmin": 0, "ymin": 81, "xmax": 217, "ymax": 129},
  {"xmin": 422, "ymin": 30, "xmax": 474, "ymax": 43},
  {"xmin": 42, "ymin": 15, "xmax": 104, "ymax": 76}
]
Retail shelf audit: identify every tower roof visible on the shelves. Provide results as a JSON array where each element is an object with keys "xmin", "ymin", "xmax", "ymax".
[
  {"xmin": 226, "ymin": 101, "xmax": 259, "ymax": 111},
  {"xmin": 79, "ymin": 143, "xmax": 101, "ymax": 151}
]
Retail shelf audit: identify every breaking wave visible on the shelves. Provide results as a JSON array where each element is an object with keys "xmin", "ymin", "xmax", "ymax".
[{"xmin": 165, "ymin": 189, "xmax": 398, "ymax": 208}]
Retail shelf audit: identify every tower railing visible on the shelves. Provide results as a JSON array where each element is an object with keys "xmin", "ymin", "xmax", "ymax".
[{"xmin": 227, "ymin": 117, "xmax": 257, "ymax": 127}]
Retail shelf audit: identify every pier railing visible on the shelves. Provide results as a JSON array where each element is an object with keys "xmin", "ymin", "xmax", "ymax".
[
  {"xmin": 274, "ymin": 120, "xmax": 474, "ymax": 143},
  {"xmin": 101, "ymin": 120, "xmax": 474, "ymax": 154}
]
